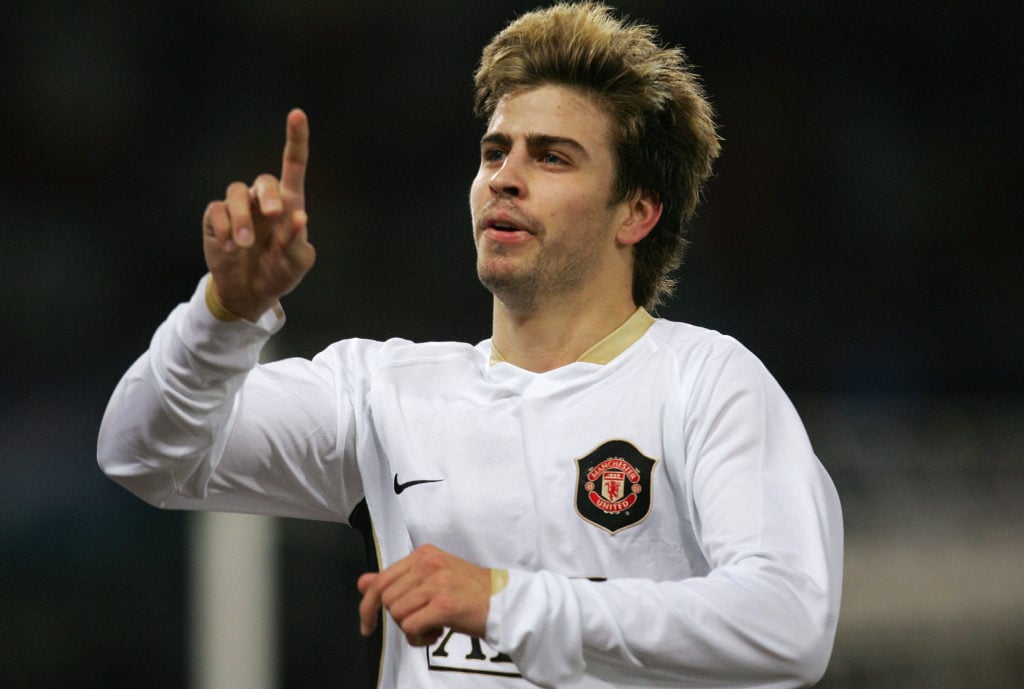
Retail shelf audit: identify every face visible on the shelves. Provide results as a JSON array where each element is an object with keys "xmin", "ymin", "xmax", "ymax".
[{"xmin": 470, "ymin": 85, "xmax": 633, "ymax": 311}]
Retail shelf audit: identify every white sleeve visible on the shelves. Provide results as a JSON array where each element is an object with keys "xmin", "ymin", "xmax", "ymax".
[
  {"xmin": 97, "ymin": 275, "xmax": 364, "ymax": 522},
  {"xmin": 485, "ymin": 345, "xmax": 843, "ymax": 688}
]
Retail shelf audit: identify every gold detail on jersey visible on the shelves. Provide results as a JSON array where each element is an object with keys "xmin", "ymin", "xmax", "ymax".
[
  {"xmin": 489, "ymin": 307, "xmax": 655, "ymax": 366},
  {"xmin": 576, "ymin": 307, "xmax": 655, "ymax": 364},
  {"xmin": 490, "ymin": 568, "xmax": 510, "ymax": 596}
]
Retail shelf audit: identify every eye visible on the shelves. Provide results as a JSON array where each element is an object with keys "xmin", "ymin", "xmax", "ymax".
[
  {"xmin": 482, "ymin": 146, "xmax": 507, "ymax": 163},
  {"xmin": 540, "ymin": 151, "xmax": 568, "ymax": 166}
]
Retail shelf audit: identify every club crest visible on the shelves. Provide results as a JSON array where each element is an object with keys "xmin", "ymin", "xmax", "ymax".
[{"xmin": 574, "ymin": 440, "xmax": 656, "ymax": 534}]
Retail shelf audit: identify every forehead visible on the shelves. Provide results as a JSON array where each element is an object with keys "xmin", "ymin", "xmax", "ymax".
[{"xmin": 487, "ymin": 85, "xmax": 615, "ymax": 153}]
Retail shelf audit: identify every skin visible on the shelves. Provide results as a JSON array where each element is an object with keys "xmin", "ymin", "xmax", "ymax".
[
  {"xmin": 357, "ymin": 545, "xmax": 491, "ymax": 645},
  {"xmin": 471, "ymin": 85, "xmax": 662, "ymax": 372},
  {"xmin": 201, "ymin": 86, "xmax": 662, "ymax": 648},
  {"xmin": 202, "ymin": 108, "xmax": 315, "ymax": 322}
]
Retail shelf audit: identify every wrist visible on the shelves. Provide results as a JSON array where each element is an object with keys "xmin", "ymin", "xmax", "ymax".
[
  {"xmin": 204, "ymin": 275, "xmax": 242, "ymax": 321},
  {"xmin": 205, "ymin": 275, "xmax": 278, "ymax": 323}
]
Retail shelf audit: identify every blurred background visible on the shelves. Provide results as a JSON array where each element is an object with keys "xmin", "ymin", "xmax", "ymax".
[{"xmin": 2, "ymin": 1, "xmax": 1021, "ymax": 687}]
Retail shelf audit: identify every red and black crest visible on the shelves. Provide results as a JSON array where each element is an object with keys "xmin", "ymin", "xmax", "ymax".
[{"xmin": 574, "ymin": 440, "xmax": 656, "ymax": 534}]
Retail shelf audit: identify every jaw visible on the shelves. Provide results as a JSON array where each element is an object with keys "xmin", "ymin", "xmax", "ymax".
[{"xmin": 476, "ymin": 247, "xmax": 542, "ymax": 313}]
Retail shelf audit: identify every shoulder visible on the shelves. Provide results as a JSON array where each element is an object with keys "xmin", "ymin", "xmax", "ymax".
[
  {"xmin": 316, "ymin": 337, "xmax": 485, "ymax": 373},
  {"xmin": 645, "ymin": 318, "xmax": 760, "ymax": 371},
  {"xmin": 639, "ymin": 318, "xmax": 789, "ymax": 408}
]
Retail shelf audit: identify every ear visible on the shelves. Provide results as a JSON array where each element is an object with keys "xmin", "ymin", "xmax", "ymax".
[{"xmin": 616, "ymin": 192, "xmax": 662, "ymax": 247}]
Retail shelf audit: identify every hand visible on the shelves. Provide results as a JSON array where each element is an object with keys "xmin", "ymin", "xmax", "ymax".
[
  {"xmin": 202, "ymin": 109, "xmax": 316, "ymax": 321},
  {"xmin": 358, "ymin": 544, "xmax": 492, "ymax": 646}
]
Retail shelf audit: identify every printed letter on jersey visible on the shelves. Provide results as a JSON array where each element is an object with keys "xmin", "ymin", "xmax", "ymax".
[
  {"xmin": 574, "ymin": 440, "xmax": 656, "ymax": 534},
  {"xmin": 427, "ymin": 631, "xmax": 520, "ymax": 677}
]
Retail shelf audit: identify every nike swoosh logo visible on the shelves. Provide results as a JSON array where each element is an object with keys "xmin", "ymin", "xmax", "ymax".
[{"xmin": 393, "ymin": 474, "xmax": 445, "ymax": 495}]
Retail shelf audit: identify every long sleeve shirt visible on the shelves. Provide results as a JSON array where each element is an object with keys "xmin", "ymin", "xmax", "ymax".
[{"xmin": 98, "ymin": 276, "xmax": 843, "ymax": 688}]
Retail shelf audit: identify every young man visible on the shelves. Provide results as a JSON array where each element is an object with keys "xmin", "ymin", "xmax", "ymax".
[{"xmin": 98, "ymin": 3, "xmax": 842, "ymax": 687}]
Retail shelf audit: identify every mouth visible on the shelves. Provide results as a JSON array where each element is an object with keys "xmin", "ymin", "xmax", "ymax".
[{"xmin": 480, "ymin": 211, "xmax": 534, "ymax": 238}]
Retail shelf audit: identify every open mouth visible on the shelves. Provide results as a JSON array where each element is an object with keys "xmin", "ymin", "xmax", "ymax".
[
  {"xmin": 478, "ymin": 207, "xmax": 536, "ymax": 243},
  {"xmin": 484, "ymin": 220, "xmax": 533, "ymax": 244},
  {"xmin": 483, "ymin": 211, "xmax": 533, "ymax": 235}
]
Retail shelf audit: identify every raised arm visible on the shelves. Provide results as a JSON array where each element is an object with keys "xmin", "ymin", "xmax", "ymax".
[
  {"xmin": 203, "ymin": 108, "xmax": 316, "ymax": 322},
  {"xmin": 98, "ymin": 110, "xmax": 360, "ymax": 522}
]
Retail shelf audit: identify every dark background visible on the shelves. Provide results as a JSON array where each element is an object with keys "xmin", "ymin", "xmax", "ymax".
[{"xmin": 2, "ymin": 1, "xmax": 1021, "ymax": 687}]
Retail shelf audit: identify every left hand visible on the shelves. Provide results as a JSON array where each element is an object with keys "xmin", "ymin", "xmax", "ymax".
[{"xmin": 358, "ymin": 544, "xmax": 493, "ymax": 646}]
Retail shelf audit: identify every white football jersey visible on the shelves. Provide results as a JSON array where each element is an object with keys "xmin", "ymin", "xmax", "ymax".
[{"xmin": 99, "ymin": 276, "xmax": 843, "ymax": 688}]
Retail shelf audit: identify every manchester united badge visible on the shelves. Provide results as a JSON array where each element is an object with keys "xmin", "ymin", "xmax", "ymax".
[{"xmin": 574, "ymin": 440, "xmax": 656, "ymax": 534}]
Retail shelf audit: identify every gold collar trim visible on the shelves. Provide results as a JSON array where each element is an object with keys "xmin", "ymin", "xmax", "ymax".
[{"xmin": 489, "ymin": 307, "xmax": 655, "ymax": 366}]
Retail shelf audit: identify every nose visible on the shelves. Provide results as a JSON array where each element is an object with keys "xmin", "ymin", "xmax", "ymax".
[{"xmin": 488, "ymin": 154, "xmax": 524, "ymax": 198}]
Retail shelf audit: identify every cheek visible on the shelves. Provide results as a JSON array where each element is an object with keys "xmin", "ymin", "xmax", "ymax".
[
  {"xmin": 555, "ymin": 196, "xmax": 604, "ymax": 230},
  {"xmin": 556, "ymin": 199, "xmax": 619, "ymax": 249},
  {"xmin": 469, "ymin": 171, "xmax": 488, "ymax": 209}
]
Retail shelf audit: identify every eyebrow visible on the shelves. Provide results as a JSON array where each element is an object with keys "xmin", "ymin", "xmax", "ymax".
[{"xmin": 480, "ymin": 132, "xmax": 591, "ymax": 161}]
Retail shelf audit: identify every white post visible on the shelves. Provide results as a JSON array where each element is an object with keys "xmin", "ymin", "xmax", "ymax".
[{"xmin": 189, "ymin": 511, "xmax": 279, "ymax": 689}]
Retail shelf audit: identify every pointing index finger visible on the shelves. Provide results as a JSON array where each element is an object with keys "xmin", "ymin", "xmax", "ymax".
[{"xmin": 281, "ymin": 108, "xmax": 309, "ymax": 204}]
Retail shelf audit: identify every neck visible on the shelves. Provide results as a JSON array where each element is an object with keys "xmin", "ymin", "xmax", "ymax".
[{"xmin": 490, "ymin": 289, "xmax": 639, "ymax": 372}]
